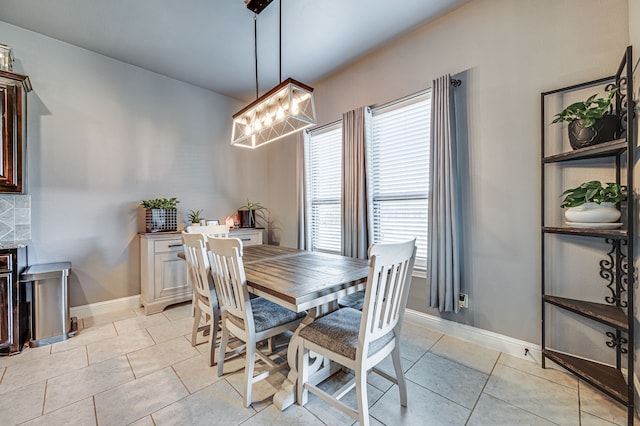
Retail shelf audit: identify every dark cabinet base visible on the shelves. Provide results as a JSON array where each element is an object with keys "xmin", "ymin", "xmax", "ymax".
[{"xmin": 0, "ymin": 246, "xmax": 28, "ymax": 355}]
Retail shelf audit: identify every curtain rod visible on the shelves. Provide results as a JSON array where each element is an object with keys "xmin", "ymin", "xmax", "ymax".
[
  {"xmin": 371, "ymin": 76, "xmax": 462, "ymax": 111},
  {"xmin": 306, "ymin": 119, "xmax": 341, "ymax": 134},
  {"xmin": 308, "ymin": 77, "xmax": 462, "ymax": 132}
]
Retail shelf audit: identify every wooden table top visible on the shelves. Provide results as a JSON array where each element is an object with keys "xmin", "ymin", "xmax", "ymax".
[{"xmin": 243, "ymin": 245, "xmax": 369, "ymax": 313}]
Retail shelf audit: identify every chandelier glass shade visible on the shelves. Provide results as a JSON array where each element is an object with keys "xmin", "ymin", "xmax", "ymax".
[{"xmin": 231, "ymin": 77, "xmax": 316, "ymax": 148}]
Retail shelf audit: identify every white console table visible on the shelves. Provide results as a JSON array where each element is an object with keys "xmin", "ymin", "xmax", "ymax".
[{"xmin": 139, "ymin": 228, "xmax": 264, "ymax": 315}]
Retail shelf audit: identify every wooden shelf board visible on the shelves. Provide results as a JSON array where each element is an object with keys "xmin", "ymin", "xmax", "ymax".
[
  {"xmin": 543, "ymin": 139, "xmax": 627, "ymax": 163},
  {"xmin": 543, "ymin": 350, "xmax": 630, "ymax": 405},
  {"xmin": 543, "ymin": 295, "xmax": 628, "ymax": 331},
  {"xmin": 542, "ymin": 226, "xmax": 627, "ymax": 238}
]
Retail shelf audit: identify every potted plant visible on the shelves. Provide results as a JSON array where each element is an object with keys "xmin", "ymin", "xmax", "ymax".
[
  {"xmin": 552, "ymin": 88, "xmax": 619, "ymax": 150},
  {"xmin": 237, "ymin": 199, "xmax": 268, "ymax": 228},
  {"xmin": 187, "ymin": 209, "xmax": 204, "ymax": 225},
  {"xmin": 141, "ymin": 197, "xmax": 179, "ymax": 232},
  {"xmin": 561, "ymin": 181, "xmax": 626, "ymax": 225}
]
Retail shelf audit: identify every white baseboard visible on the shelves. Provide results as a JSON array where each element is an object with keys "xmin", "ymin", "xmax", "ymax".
[
  {"xmin": 70, "ymin": 295, "xmax": 141, "ymax": 319},
  {"xmin": 404, "ymin": 308, "xmax": 542, "ymax": 363}
]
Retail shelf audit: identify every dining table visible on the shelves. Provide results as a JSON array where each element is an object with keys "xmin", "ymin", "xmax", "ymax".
[{"xmin": 241, "ymin": 244, "xmax": 369, "ymax": 410}]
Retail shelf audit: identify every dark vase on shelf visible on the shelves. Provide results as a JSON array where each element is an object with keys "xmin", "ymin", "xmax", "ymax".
[
  {"xmin": 568, "ymin": 114, "xmax": 619, "ymax": 149},
  {"xmin": 238, "ymin": 210, "xmax": 255, "ymax": 228}
]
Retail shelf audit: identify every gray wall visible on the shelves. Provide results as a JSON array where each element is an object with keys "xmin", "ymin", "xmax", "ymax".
[
  {"xmin": 0, "ymin": 21, "xmax": 270, "ymax": 307},
  {"xmin": 266, "ymin": 0, "xmax": 630, "ymax": 356}
]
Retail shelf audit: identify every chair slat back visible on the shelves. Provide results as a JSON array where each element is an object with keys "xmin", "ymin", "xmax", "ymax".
[
  {"xmin": 186, "ymin": 225, "xmax": 230, "ymax": 238},
  {"xmin": 360, "ymin": 239, "xmax": 417, "ymax": 353},
  {"xmin": 182, "ymin": 233, "xmax": 213, "ymax": 301},
  {"xmin": 207, "ymin": 237, "xmax": 254, "ymax": 331}
]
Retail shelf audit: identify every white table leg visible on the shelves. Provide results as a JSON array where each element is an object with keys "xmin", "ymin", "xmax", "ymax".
[{"xmin": 273, "ymin": 304, "xmax": 335, "ymax": 410}]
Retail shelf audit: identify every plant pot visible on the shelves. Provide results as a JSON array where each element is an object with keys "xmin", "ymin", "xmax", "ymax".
[
  {"xmin": 564, "ymin": 202, "xmax": 621, "ymax": 223},
  {"xmin": 568, "ymin": 115, "xmax": 619, "ymax": 150},
  {"xmin": 145, "ymin": 209, "xmax": 177, "ymax": 232},
  {"xmin": 238, "ymin": 210, "xmax": 255, "ymax": 228}
]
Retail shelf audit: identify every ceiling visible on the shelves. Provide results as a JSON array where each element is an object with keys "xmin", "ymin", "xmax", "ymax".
[{"xmin": 0, "ymin": 0, "xmax": 469, "ymax": 101}]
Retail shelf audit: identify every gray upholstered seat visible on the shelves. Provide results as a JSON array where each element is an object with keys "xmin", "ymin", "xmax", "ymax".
[
  {"xmin": 337, "ymin": 290, "xmax": 365, "ymax": 311},
  {"xmin": 228, "ymin": 297, "xmax": 304, "ymax": 333},
  {"xmin": 298, "ymin": 307, "xmax": 393, "ymax": 360}
]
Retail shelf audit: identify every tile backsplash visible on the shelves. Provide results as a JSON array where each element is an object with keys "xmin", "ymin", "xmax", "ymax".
[{"xmin": 0, "ymin": 195, "xmax": 30, "ymax": 242}]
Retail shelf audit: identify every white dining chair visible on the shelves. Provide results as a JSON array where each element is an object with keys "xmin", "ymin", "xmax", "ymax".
[
  {"xmin": 207, "ymin": 236, "xmax": 305, "ymax": 408},
  {"xmin": 186, "ymin": 224, "xmax": 230, "ymax": 237},
  {"xmin": 296, "ymin": 239, "xmax": 417, "ymax": 426},
  {"xmin": 182, "ymin": 232, "xmax": 220, "ymax": 366},
  {"xmin": 185, "ymin": 225, "xmax": 230, "ymax": 315}
]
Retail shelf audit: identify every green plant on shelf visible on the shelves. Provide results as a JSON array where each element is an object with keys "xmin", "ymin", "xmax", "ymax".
[
  {"xmin": 551, "ymin": 88, "xmax": 617, "ymax": 128},
  {"xmin": 560, "ymin": 181, "xmax": 626, "ymax": 208},
  {"xmin": 187, "ymin": 209, "xmax": 204, "ymax": 224},
  {"xmin": 141, "ymin": 198, "xmax": 179, "ymax": 209}
]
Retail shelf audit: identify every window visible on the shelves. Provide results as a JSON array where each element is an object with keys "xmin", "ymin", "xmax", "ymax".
[
  {"xmin": 304, "ymin": 122, "xmax": 342, "ymax": 253},
  {"xmin": 303, "ymin": 92, "xmax": 431, "ymax": 272},
  {"xmin": 368, "ymin": 92, "xmax": 431, "ymax": 270}
]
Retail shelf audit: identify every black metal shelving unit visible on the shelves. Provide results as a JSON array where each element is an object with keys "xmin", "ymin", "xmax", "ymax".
[{"xmin": 541, "ymin": 46, "xmax": 635, "ymax": 425}]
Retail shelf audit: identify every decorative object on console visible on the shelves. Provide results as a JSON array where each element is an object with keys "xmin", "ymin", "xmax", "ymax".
[
  {"xmin": 237, "ymin": 199, "xmax": 268, "ymax": 228},
  {"xmin": 187, "ymin": 209, "xmax": 204, "ymax": 225},
  {"xmin": 552, "ymin": 89, "xmax": 619, "ymax": 149},
  {"xmin": 231, "ymin": 0, "xmax": 316, "ymax": 149},
  {"xmin": 140, "ymin": 198, "xmax": 179, "ymax": 233}
]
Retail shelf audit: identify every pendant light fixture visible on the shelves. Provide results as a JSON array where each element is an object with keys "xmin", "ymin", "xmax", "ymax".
[{"xmin": 232, "ymin": 0, "xmax": 317, "ymax": 149}]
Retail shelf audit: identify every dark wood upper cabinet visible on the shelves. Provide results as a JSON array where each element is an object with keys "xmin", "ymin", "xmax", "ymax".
[{"xmin": 0, "ymin": 70, "xmax": 31, "ymax": 193}]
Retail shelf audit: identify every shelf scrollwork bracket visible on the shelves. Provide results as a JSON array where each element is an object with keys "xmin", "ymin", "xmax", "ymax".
[
  {"xmin": 600, "ymin": 238, "xmax": 627, "ymax": 307},
  {"xmin": 605, "ymin": 331, "xmax": 628, "ymax": 354}
]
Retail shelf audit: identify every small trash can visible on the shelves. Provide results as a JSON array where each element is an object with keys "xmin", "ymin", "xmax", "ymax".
[{"xmin": 21, "ymin": 262, "xmax": 77, "ymax": 347}]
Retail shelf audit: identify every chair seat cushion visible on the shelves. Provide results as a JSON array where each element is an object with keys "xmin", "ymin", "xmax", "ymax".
[
  {"xmin": 337, "ymin": 290, "xmax": 365, "ymax": 310},
  {"xmin": 299, "ymin": 307, "xmax": 394, "ymax": 360},
  {"xmin": 228, "ymin": 297, "xmax": 305, "ymax": 332}
]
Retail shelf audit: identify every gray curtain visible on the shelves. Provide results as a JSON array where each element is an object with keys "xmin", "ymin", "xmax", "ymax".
[
  {"xmin": 297, "ymin": 133, "xmax": 310, "ymax": 250},
  {"xmin": 341, "ymin": 107, "xmax": 369, "ymax": 259},
  {"xmin": 427, "ymin": 74, "xmax": 461, "ymax": 313}
]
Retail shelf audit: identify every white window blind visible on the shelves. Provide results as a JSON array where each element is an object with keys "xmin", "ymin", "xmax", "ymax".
[
  {"xmin": 368, "ymin": 92, "xmax": 431, "ymax": 269},
  {"xmin": 305, "ymin": 123, "xmax": 342, "ymax": 253}
]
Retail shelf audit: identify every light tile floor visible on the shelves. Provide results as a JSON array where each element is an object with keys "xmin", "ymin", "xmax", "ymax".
[{"xmin": 0, "ymin": 302, "xmax": 635, "ymax": 425}]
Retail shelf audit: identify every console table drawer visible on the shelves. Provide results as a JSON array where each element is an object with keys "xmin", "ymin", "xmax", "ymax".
[
  {"xmin": 154, "ymin": 239, "xmax": 183, "ymax": 253},
  {"xmin": 230, "ymin": 229, "xmax": 263, "ymax": 246}
]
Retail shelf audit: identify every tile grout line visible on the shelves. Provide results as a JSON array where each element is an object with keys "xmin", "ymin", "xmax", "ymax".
[
  {"xmin": 463, "ymin": 351, "xmax": 501, "ymax": 425},
  {"xmin": 483, "ymin": 356, "xmax": 580, "ymax": 425},
  {"xmin": 92, "ymin": 395, "xmax": 98, "ymax": 425},
  {"xmin": 105, "ymin": 319, "xmax": 192, "ymax": 424},
  {"xmin": 577, "ymin": 379, "xmax": 583, "ymax": 425},
  {"xmin": 497, "ymin": 362, "xmax": 578, "ymax": 391},
  {"xmin": 41, "ymin": 377, "xmax": 48, "ymax": 417}
]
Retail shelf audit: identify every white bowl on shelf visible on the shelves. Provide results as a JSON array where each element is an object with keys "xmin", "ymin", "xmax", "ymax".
[{"xmin": 564, "ymin": 202, "xmax": 621, "ymax": 223}]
